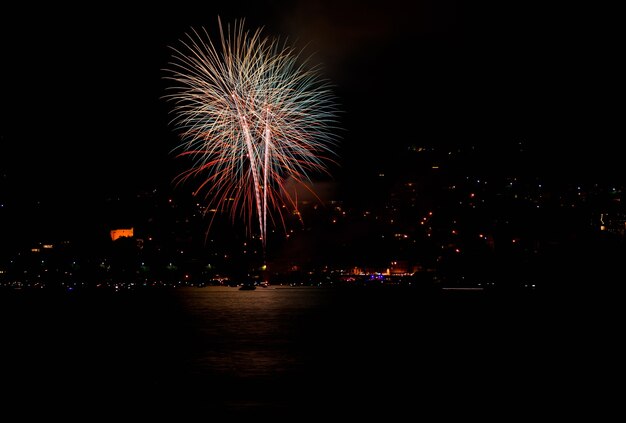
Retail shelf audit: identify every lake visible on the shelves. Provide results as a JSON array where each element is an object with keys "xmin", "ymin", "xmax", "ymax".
[{"xmin": 1, "ymin": 285, "xmax": 598, "ymax": 419}]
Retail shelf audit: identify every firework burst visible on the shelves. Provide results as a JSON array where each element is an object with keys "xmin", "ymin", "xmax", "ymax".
[{"xmin": 164, "ymin": 18, "xmax": 340, "ymax": 251}]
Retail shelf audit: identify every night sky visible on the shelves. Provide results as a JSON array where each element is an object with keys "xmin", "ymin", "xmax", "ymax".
[{"xmin": 0, "ymin": 1, "xmax": 620, "ymax": 243}]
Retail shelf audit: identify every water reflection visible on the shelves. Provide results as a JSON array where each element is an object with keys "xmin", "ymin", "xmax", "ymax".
[{"xmin": 174, "ymin": 286, "xmax": 328, "ymax": 379}]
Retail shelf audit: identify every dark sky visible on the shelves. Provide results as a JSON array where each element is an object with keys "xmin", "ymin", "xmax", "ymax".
[{"xmin": 0, "ymin": 1, "xmax": 621, "ymax": 240}]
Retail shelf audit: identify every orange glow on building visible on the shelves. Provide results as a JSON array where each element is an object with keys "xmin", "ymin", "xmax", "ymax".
[{"xmin": 110, "ymin": 228, "xmax": 134, "ymax": 241}]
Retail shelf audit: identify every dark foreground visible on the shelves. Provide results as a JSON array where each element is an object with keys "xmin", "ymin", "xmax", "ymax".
[{"xmin": 0, "ymin": 286, "xmax": 616, "ymax": 419}]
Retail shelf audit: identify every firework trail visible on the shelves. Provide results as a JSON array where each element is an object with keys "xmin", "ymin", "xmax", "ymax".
[{"xmin": 164, "ymin": 18, "xmax": 340, "ymax": 251}]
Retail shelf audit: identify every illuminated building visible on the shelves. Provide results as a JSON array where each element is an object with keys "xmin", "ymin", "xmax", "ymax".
[{"xmin": 110, "ymin": 228, "xmax": 134, "ymax": 241}]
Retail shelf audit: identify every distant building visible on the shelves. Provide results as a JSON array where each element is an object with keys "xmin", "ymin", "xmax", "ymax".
[
  {"xmin": 389, "ymin": 260, "xmax": 410, "ymax": 275},
  {"xmin": 110, "ymin": 228, "xmax": 134, "ymax": 241},
  {"xmin": 600, "ymin": 213, "xmax": 626, "ymax": 236}
]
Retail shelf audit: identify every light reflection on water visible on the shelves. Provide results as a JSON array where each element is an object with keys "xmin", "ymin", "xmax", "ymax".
[{"xmin": 173, "ymin": 286, "xmax": 328, "ymax": 379}]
